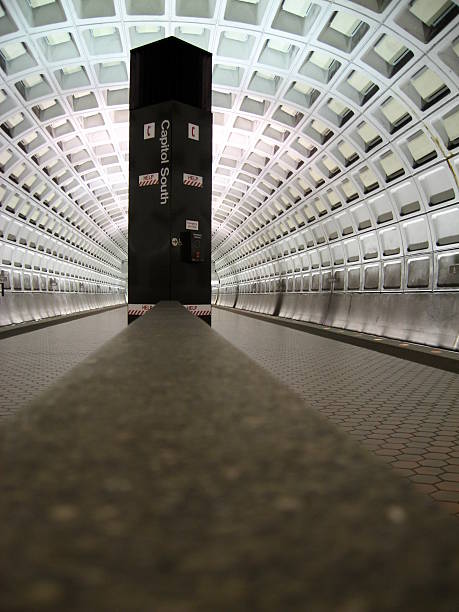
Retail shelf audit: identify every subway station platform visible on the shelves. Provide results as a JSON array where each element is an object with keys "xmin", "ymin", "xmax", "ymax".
[
  {"xmin": 1, "ymin": 303, "xmax": 459, "ymax": 611},
  {"xmin": 1, "ymin": 305, "xmax": 459, "ymax": 518}
]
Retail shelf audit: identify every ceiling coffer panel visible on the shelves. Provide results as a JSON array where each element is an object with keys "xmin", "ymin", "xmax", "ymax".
[{"xmin": 0, "ymin": 0, "xmax": 458, "ymax": 291}]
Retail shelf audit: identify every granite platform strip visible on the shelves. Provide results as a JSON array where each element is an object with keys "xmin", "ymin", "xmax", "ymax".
[
  {"xmin": 214, "ymin": 305, "xmax": 459, "ymax": 374},
  {"xmin": 0, "ymin": 303, "xmax": 126, "ymax": 340},
  {"xmin": 1, "ymin": 302, "xmax": 459, "ymax": 612}
]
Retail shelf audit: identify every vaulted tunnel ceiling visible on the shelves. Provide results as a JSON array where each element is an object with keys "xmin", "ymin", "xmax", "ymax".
[{"xmin": 0, "ymin": 0, "xmax": 458, "ymax": 285}]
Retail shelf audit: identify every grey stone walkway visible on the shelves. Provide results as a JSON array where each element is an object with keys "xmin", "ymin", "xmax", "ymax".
[
  {"xmin": 0, "ymin": 307, "xmax": 127, "ymax": 419},
  {"xmin": 212, "ymin": 307, "xmax": 459, "ymax": 517}
]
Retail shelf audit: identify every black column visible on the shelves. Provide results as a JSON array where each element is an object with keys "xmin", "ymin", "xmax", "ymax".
[{"xmin": 128, "ymin": 37, "xmax": 212, "ymax": 324}]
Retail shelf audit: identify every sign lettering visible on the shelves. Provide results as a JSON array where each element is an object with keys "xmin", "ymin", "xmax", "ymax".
[
  {"xmin": 160, "ymin": 119, "xmax": 170, "ymax": 205},
  {"xmin": 186, "ymin": 219, "xmax": 199, "ymax": 231},
  {"xmin": 138, "ymin": 173, "xmax": 159, "ymax": 187},
  {"xmin": 183, "ymin": 173, "xmax": 203, "ymax": 188}
]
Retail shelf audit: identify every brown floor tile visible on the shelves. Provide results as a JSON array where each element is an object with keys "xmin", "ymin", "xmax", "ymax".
[
  {"xmin": 393, "ymin": 468, "xmax": 416, "ymax": 477},
  {"xmin": 377, "ymin": 455, "xmax": 395, "ymax": 464},
  {"xmin": 404, "ymin": 444, "xmax": 429, "ymax": 452},
  {"xmin": 423, "ymin": 453, "xmax": 450, "ymax": 461},
  {"xmin": 413, "ymin": 483, "xmax": 438, "ymax": 495},
  {"xmin": 374, "ymin": 449, "xmax": 400, "ymax": 457},
  {"xmin": 415, "ymin": 467, "xmax": 445, "ymax": 476},
  {"xmin": 431, "ymin": 440, "xmax": 455, "ymax": 447},
  {"xmin": 361, "ymin": 443, "xmax": 381, "ymax": 451},
  {"xmin": 392, "ymin": 461, "xmax": 419, "ymax": 470},
  {"xmin": 397, "ymin": 454, "xmax": 423, "ymax": 462},
  {"xmin": 411, "ymin": 474, "xmax": 441, "ymax": 484},
  {"xmin": 427, "ymin": 447, "xmax": 452, "ymax": 454},
  {"xmin": 436, "ymin": 481, "xmax": 459, "ymax": 492},
  {"xmin": 432, "ymin": 491, "xmax": 459, "ymax": 502},
  {"xmin": 419, "ymin": 459, "xmax": 447, "ymax": 468}
]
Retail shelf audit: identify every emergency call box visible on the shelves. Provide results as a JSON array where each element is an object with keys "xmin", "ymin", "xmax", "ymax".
[{"xmin": 181, "ymin": 231, "xmax": 204, "ymax": 263}]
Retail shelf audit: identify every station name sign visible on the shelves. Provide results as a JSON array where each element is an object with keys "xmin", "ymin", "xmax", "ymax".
[{"xmin": 160, "ymin": 119, "xmax": 170, "ymax": 205}]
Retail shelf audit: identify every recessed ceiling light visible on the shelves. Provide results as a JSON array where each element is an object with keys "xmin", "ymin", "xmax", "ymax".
[
  {"xmin": 46, "ymin": 32, "xmax": 71, "ymax": 46},
  {"xmin": 179, "ymin": 25, "xmax": 205, "ymax": 36},
  {"xmin": 347, "ymin": 71, "xmax": 373, "ymax": 94},
  {"xmin": 0, "ymin": 42, "xmax": 27, "ymax": 61},
  {"xmin": 328, "ymin": 98, "xmax": 348, "ymax": 117},
  {"xmin": 311, "ymin": 119, "xmax": 330, "ymax": 135},
  {"xmin": 443, "ymin": 109, "xmax": 459, "ymax": 143},
  {"xmin": 22, "ymin": 74, "xmax": 43, "ymax": 88},
  {"xmin": 257, "ymin": 70, "xmax": 276, "ymax": 81},
  {"xmin": 50, "ymin": 118, "xmax": 67, "ymax": 129},
  {"xmin": 412, "ymin": 68, "xmax": 445, "ymax": 100},
  {"xmin": 39, "ymin": 99, "xmax": 56, "ymax": 111},
  {"xmin": 27, "ymin": 0, "xmax": 55, "ymax": 7},
  {"xmin": 102, "ymin": 61, "xmax": 122, "ymax": 68},
  {"xmin": 293, "ymin": 81, "xmax": 312, "ymax": 95},
  {"xmin": 136, "ymin": 25, "xmax": 161, "ymax": 34},
  {"xmin": 359, "ymin": 166, "xmax": 378, "ymax": 188},
  {"xmin": 5, "ymin": 112, "xmax": 23, "ymax": 129},
  {"xmin": 297, "ymin": 138, "xmax": 314, "ymax": 152},
  {"xmin": 374, "ymin": 34, "xmax": 407, "ymax": 65},
  {"xmin": 224, "ymin": 31, "xmax": 249, "ymax": 42},
  {"xmin": 267, "ymin": 39, "xmax": 291, "ymax": 53},
  {"xmin": 323, "ymin": 156, "xmax": 338, "ymax": 172},
  {"xmin": 0, "ymin": 149, "xmax": 12, "ymax": 165},
  {"xmin": 409, "ymin": 0, "xmax": 452, "ymax": 27},
  {"xmin": 381, "ymin": 98, "xmax": 409, "ymax": 125},
  {"xmin": 309, "ymin": 51, "xmax": 333, "ymax": 70},
  {"xmin": 46, "ymin": 158, "xmax": 59, "ymax": 170},
  {"xmin": 91, "ymin": 27, "xmax": 116, "ymax": 38},
  {"xmin": 280, "ymin": 104, "xmax": 298, "ymax": 116},
  {"xmin": 309, "ymin": 167, "xmax": 323, "ymax": 183},
  {"xmin": 73, "ymin": 91, "xmax": 91, "ymax": 99},
  {"xmin": 62, "ymin": 65, "xmax": 82, "ymax": 75},
  {"xmin": 282, "ymin": 0, "xmax": 311, "ymax": 18},
  {"xmin": 23, "ymin": 173, "xmax": 37, "ymax": 187},
  {"xmin": 330, "ymin": 12, "xmax": 361, "ymax": 37},
  {"xmin": 358, "ymin": 122, "xmax": 379, "ymax": 145},
  {"xmin": 380, "ymin": 152, "xmax": 403, "ymax": 177},
  {"xmin": 407, "ymin": 132, "xmax": 435, "ymax": 162},
  {"xmin": 338, "ymin": 141, "xmax": 356, "ymax": 160},
  {"xmin": 35, "ymin": 146, "xmax": 49, "ymax": 158},
  {"xmin": 246, "ymin": 94, "xmax": 265, "ymax": 103}
]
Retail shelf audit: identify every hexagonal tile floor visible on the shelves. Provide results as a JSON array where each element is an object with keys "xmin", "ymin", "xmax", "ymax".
[
  {"xmin": 212, "ymin": 308, "xmax": 459, "ymax": 517},
  {"xmin": 0, "ymin": 307, "xmax": 127, "ymax": 419}
]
